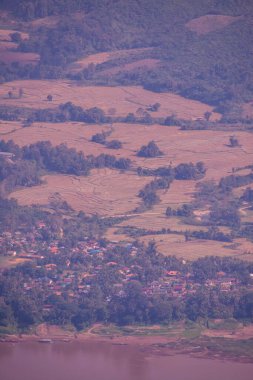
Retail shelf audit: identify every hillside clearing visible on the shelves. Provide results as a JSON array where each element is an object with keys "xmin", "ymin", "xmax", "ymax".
[
  {"xmin": 68, "ymin": 48, "xmax": 153, "ymax": 72},
  {"xmin": 186, "ymin": 14, "xmax": 243, "ymax": 35}
]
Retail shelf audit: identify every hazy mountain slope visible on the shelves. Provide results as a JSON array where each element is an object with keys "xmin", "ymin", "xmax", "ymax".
[{"xmin": 0, "ymin": 0, "xmax": 253, "ymax": 108}]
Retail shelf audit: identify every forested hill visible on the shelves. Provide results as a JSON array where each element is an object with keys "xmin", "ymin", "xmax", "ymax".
[{"xmin": 1, "ymin": 0, "xmax": 253, "ymax": 108}]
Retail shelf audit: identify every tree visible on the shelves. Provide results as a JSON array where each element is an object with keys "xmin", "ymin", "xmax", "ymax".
[
  {"xmin": 91, "ymin": 132, "xmax": 107, "ymax": 144},
  {"xmin": 106, "ymin": 140, "xmax": 122, "ymax": 149},
  {"xmin": 19, "ymin": 88, "xmax": 24, "ymax": 98},
  {"xmin": 204, "ymin": 111, "xmax": 212, "ymax": 121},
  {"xmin": 137, "ymin": 141, "xmax": 163, "ymax": 158},
  {"xmin": 147, "ymin": 103, "xmax": 160, "ymax": 112},
  {"xmin": 10, "ymin": 32, "xmax": 22, "ymax": 43},
  {"xmin": 229, "ymin": 136, "xmax": 239, "ymax": 147},
  {"xmin": 47, "ymin": 94, "xmax": 53, "ymax": 101}
]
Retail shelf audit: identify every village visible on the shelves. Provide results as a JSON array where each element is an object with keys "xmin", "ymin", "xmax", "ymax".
[{"xmin": 1, "ymin": 220, "xmax": 252, "ymax": 313}]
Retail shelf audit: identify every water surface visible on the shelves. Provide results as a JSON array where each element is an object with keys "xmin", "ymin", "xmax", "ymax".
[{"xmin": 0, "ymin": 341, "xmax": 252, "ymax": 380}]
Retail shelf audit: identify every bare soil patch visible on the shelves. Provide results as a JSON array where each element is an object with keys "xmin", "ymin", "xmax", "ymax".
[{"xmin": 186, "ymin": 14, "xmax": 243, "ymax": 35}]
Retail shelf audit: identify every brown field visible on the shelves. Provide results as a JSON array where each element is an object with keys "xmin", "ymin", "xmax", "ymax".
[
  {"xmin": 0, "ymin": 80, "xmax": 220, "ymax": 120},
  {"xmin": 0, "ymin": 51, "xmax": 40, "ymax": 64},
  {"xmin": 69, "ymin": 48, "xmax": 153, "ymax": 72},
  {"xmin": 140, "ymin": 236, "xmax": 253, "ymax": 261},
  {"xmin": 0, "ymin": 40, "xmax": 17, "ymax": 51},
  {"xmin": 105, "ymin": 226, "xmax": 253, "ymax": 261},
  {"xmin": 0, "ymin": 121, "xmax": 113, "ymax": 156},
  {"xmin": 0, "ymin": 29, "xmax": 29, "ymax": 42},
  {"xmin": 1, "ymin": 78, "xmax": 253, "ymax": 261},
  {"xmin": 186, "ymin": 14, "xmax": 243, "ymax": 35},
  {"xmin": 0, "ymin": 28, "xmax": 39, "ymax": 64},
  {"xmin": 3, "ymin": 123, "xmax": 253, "ymax": 182},
  {"xmin": 0, "ymin": 120, "xmax": 23, "ymax": 136},
  {"xmin": 9, "ymin": 170, "xmax": 151, "ymax": 216}
]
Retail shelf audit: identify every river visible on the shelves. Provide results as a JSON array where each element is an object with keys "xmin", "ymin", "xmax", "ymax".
[{"xmin": 0, "ymin": 341, "xmax": 253, "ymax": 380}]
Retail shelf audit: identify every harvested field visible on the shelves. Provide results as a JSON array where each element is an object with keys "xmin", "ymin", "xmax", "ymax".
[
  {"xmin": 0, "ymin": 80, "xmax": 220, "ymax": 120},
  {"xmin": 0, "ymin": 29, "xmax": 29, "ymax": 41},
  {"xmin": 9, "ymin": 170, "xmax": 151, "ymax": 216},
  {"xmin": 186, "ymin": 14, "xmax": 243, "ymax": 35},
  {"xmin": 101, "ymin": 124, "xmax": 253, "ymax": 180},
  {"xmin": 2, "ymin": 123, "xmax": 253, "ymax": 181},
  {"xmin": 3, "ymin": 122, "xmax": 253, "ymax": 260},
  {"xmin": 140, "ymin": 236, "xmax": 253, "ymax": 261},
  {"xmin": 0, "ymin": 40, "xmax": 17, "ymax": 50},
  {"xmin": 0, "ymin": 120, "xmax": 24, "ymax": 136},
  {"xmin": 0, "ymin": 51, "xmax": 40, "ymax": 64},
  {"xmin": 0, "ymin": 28, "xmax": 39, "ymax": 64},
  {"xmin": 115, "ymin": 212, "xmax": 206, "ymax": 233},
  {"xmin": 0, "ymin": 121, "xmax": 112, "ymax": 156},
  {"xmin": 105, "ymin": 227, "xmax": 253, "ymax": 261}
]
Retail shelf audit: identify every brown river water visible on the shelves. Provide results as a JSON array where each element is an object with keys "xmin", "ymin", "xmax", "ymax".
[{"xmin": 0, "ymin": 341, "xmax": 253, "ymax": 380}]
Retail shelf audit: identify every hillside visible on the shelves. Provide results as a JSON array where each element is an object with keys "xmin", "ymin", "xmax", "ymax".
[{"xmin": 0, "ymin": 0, "xmax": 252, "ymax": 111}]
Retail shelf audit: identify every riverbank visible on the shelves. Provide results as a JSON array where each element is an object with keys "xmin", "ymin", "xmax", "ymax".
[{"xmin": 1, "ymin": 322, "xmax": 253, "ymax": 363}]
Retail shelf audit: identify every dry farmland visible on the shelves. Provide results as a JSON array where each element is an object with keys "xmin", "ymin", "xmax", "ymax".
[
  {"xmin": 1, "ymin": 76, "xmax": 253, "ymax": 261},
  {"xmin": 2, "ymin": 122, "xmax": 252, "ymax": 180},
  {"xmin": 0, "ymin": 80, "xmax": 220, "ymax": 120},
  {"xmin": 9, "ymin": 169, "xmax": 151, "ymax": 217},
  {"xmin": 0, "ymin": 28, "xmax": 39, "ymax": 64},
  {"xmin": 140, "ymin": 236, "xmax": 253, "ymax": 261}
]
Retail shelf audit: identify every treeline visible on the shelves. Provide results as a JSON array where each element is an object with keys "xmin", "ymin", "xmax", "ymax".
[
  {"xmin": 0, "ymin": 139, "xmax": 131, "ymax": 194},
  {"xmin": 219, "ymin": 172, "xmax": 253, "ymax": 191},
  {"xmin": 27, "ymin": 102, "xmax": 109, "ymax": 124},
  {"xmin": 138, "ymin": 177, "xmax": 173, "ymax": 208},
  {"xmin": 137, "ymin": 161, "xmax": 206, "ymax": 209},
  {"xmin": 91, "ymin": 130, "xmax": 122, "ymax": 149},
  {"xmin": 137, "ymin": 161, "xmax": 206, "ymax": 180},
  {"xmin": 116, "ymin": 224, "xmax": 232, "ymax": 243}
]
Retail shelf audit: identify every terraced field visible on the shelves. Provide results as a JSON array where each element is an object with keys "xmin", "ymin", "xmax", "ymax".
[{"xmin": 9, "ymin": 169, "xmax": 151, "ymax": 217}]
